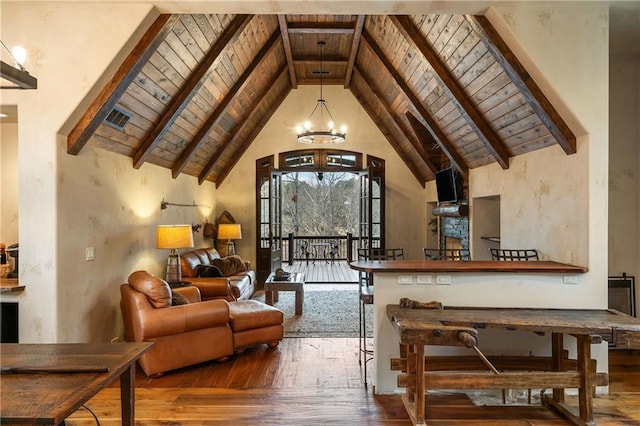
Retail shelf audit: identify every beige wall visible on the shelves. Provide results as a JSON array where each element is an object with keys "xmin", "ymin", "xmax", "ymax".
[
  {"xmin": 374, "ymin": 2, "xmax": 611, "ymax": 392},
  {"xmin": 216, "ymin": 85, "xmax": 428, "ymax": 262},
  {"xmin": 609, "ymin": 52, "xmax": 640, "ymax": 312},
  {"xmin": 0, "ymin": 2, "xmax": 217, "ymax": 343},
  {"xmin": 0, "ymin": 0, "xmax": 617, "ymax": 349}
]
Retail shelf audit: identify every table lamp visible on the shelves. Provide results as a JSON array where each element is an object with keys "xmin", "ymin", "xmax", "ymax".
[
  {"xmin": 217, "ymin": 223, "xmax": 242, "ymax": 256},
  {"xmin": 156, "ymin": 224, "xmax": 194, "ymax": 284}
]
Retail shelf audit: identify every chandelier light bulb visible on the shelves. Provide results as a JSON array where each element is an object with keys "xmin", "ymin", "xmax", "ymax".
[
  {"xmin": 11, "ymin": 46, "xmax": 27, "ymax": 67},
  {"xmin": 304, "ymin": 121, "xmax": 311, "ymax": 130},
  {"xmin": 340, "ymin": 125, "xmax": 347, "ymax": 133},
  {"xmin": 328, "ymin": 121, "xmax": 334, "ymax": 130}
]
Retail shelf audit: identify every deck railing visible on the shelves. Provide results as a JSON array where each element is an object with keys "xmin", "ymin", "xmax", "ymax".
[{"xmin": 282, "ymin": 233, "xmax": 357, "ymax": 265}]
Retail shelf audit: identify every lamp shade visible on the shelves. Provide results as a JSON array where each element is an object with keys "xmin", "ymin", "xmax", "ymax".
[
  {"xmin": 156, "ymin": 225, "xmax": 194, "ymax": 249},
  {"xmin": 217, "ymin": 223, "xmax": 242, "ymax": 240}
]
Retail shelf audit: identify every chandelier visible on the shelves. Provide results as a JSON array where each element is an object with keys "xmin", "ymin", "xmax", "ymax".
[{"xmin": 296, "ymin": 41, "xmax": 347, "ymax": 145}]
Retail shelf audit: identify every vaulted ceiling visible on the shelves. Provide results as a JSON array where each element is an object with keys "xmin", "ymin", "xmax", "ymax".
[{"xmin": 67, "ymin": 14, "xmax": 576, "ymax": 187}]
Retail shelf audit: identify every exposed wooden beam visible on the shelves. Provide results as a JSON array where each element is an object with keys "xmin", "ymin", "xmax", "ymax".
[
  {"xmin": 361, "ymin": 30, "xmax": 468, "ymax": 175},
  {"xmin": 287, "ymin": 22, "xmax": 355, "ymax": 34},
  {"xmin": 406, "ymin": 111, "xmax": 444, "ymax": 170},
  {"xmin": 214, "ymin": 79, "xmax": 292, "ymax": 186},
  {"xmin": 133, "ymin": 14, "xmax": 253, "ymax": 169},
  {"xmin": 172, "ymin": 30, "xmax": 281, "ymax": 178},
  {"xmin": 349, "ymin": 74, "xmax": 427, "ymax": 187},
  {"xmin": 277, "ymin": 15, "xmax": 297, "ymax": 89},
  {"xmin": 344, "ymin": 15, "xmax": 365, "ymax": 89},
  {"xmin": 390, "ymin": 15, "xmax": 511, "ymax": 170},
  {"xmin": 297, "ymin": 78, "xmax": 344, "ymax": 85},
  {"xmin": 466, "ymin": 15, "xmax": 576, "ymax": 154},
  {"xmin": 354, "ymin": 65, "xmax": 438, "ymax": 178},
  {"xmin": 293, "ymin": 56, "xmax": 348, "ymax": 65},
  {"xmin": 199, "ymin": 65, "xmax": 287, "ymax": 184},
  {"xmin": 67, "ymin": 14, "xmax": 177, "ymax": 155}
]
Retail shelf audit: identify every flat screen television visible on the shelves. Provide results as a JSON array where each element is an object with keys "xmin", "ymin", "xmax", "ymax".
[{"xmin": 435, "ymin": 167, "xmax": 462, "ymax": 203}]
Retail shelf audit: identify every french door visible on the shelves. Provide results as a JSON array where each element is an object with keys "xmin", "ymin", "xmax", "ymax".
[
  {"xmin": 359, "ymin": 155, "xmax": 385, "ymax": 252},
  {"xmin": 256, "ymin": 156, "xmax": 282, "ymax": 286},
  {"xmin": 257, "ymin": 152, "xmax": 385, "ymax": 284}
]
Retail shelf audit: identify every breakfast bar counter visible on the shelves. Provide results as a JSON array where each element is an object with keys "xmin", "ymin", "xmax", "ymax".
[
  {"xmin": 348, "ymin": 259, "xmax": 608, "ymax": 399},
  {"xmin": 350, "ymin": 260, "xmax": 588, "ymax": 274}
]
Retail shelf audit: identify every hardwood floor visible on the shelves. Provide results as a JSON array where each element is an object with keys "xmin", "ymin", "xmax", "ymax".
[{"xmin": 65, "ymin": 340, "xmax": 640, "ymax": 425}]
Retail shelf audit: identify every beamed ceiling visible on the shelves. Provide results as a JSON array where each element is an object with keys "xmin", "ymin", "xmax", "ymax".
[{"xmin": 67, "ymin": 14, "xmax": 576, "ymax": 187}]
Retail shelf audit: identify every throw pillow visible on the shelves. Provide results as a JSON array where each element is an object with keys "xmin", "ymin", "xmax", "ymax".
[
  {"xmin": 171, "ymin": 291, "xmax": 190, "ymax": 306},
  {"xmin": 128, "ymin": 270, "xmax": 171, "ymax": 308},
  {"xmin": 197, "ymin": 264, "xmax": 224, "ymax": 278},
  {"xmin": 211, "ymin": 255, "xmax": 247, "ymax": 276}
]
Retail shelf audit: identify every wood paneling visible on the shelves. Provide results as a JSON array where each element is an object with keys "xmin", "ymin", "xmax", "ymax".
[{"xmin": 68, "ymin": 13, "xmax": 579, "ymax": 186}]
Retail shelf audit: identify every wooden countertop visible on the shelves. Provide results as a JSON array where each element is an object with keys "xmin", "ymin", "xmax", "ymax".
[
  {"xmin": 0, "ymin": 277, "xmax": 25, "ymax": 293},
  {"xmin": 349, "ymin": 260, "xmax": 587, "ymax": 274}
]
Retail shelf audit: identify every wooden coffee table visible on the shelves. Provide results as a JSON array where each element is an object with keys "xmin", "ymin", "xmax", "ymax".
[{"xmin": 265, "ymin": 272, "xmax": 304, "ymax": 315}]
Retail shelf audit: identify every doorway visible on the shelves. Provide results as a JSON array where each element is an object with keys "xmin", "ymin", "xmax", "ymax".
[{"xmin": 255, "ymin": 149, "xmax": 385, "ymax": 284}]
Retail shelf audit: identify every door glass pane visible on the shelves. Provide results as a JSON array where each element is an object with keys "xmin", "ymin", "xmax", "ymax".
[
  {"xmin": 283, "ymin": 153, "xmax": 315, "ymax": 168},
  {"xmin": 327, "ymin": 152, "xmax": 357, "ymax": 168}
]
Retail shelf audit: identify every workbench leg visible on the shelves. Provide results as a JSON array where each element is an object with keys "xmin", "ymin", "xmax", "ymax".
[
  {"xmin": 405, "ymin": 344, "xmax": 416, "ymax": 404},
  {"xmin": 552, "ymin": 333, "xmax": 565, "ymax": 403},
  {"xmin": 414, "ymin": 343, "xmax": 425, "ymax": 424},
  {"xmin": 577, "ymin": 335, "xmax": 594, "ymax": 424}
]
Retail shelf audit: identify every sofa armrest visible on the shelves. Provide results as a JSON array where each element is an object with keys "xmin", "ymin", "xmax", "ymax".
[
  {"xmin": 172, "ymin": 286, "xmax": 202, "ymax": 303},
  {"xmin": 138, "ymin": 299, "xmax": 229, "ymax": 339},
  {"xmin": 188, "ymin": 277, "xmax": 233, "ymax": 300}
]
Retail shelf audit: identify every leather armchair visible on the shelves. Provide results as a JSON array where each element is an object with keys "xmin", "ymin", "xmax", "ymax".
[{"xmin": 120, "ymin": 271, "xmax": 234, "ymax": 376}]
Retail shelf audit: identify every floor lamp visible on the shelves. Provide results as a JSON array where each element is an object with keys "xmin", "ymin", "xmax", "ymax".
[
  {"xmin": 217, "ymin": 223, "xmax": 242, "ymax": 256},
  {"xmin": 156, "ymin": 224, "xmax": 194, "ymax": 285}
]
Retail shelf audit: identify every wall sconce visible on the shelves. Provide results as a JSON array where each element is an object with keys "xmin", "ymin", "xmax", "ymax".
[
  {"xmin": 217, "ymin": 223, "xmax": 242, "ymax": 256},
  {"xmin": 160, "ymin": 198, "xmax": 211, "ymax": 210}
]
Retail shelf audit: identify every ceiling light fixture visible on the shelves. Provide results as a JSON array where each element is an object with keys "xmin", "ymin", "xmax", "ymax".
[
  {"xmin": 0, "ymin": 41, "xmax": 37, "ymax": 90},
  {"xmin": 296, "ymin": 41, "xmax": 346, "ymax": 145}
]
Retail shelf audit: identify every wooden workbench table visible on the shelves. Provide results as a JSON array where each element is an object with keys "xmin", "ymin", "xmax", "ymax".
[
  {"xmin": 386, "ymin": 305, "xmax": 640, "ymax": 426},
  {"xmin": 1, "ymin": 342, "xmax": 153, "ymax": 425}
]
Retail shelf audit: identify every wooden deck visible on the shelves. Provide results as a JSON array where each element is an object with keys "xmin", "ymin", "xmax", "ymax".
[{"xmin": 282, "ymin": 260, "xmax": 359, "ymax": 283}]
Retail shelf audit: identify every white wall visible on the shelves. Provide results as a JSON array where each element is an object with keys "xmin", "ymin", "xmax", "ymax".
[{"xmin": 609, "ymin": 53, "xmax": 640, "ymax": 313}]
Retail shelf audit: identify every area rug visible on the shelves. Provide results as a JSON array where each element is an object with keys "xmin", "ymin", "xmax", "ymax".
[{"xmin": 252, "ymin": 289, "xmax": 373, "ymax": 338}]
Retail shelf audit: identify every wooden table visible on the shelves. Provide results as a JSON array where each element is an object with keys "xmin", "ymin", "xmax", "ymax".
[
  {"xmin": 0, "ymin": 342, "xmax": 153, "ymax": 425},
  {"xmin": 265, "ymin": 272, "xmax": 304, "ymax": 315},
  {"xmin": 386, "ymin": 305, "xmax": 640, "ymax": 426}
]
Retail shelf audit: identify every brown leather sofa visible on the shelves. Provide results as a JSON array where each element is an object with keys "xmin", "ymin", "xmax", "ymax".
[
  {"xmin": 121, "ymin": 271, "xmax": 283, "ymax": 376},
  {"xmin": 180, "ymin": 248, "xmax": 255, "ymax": 301}
]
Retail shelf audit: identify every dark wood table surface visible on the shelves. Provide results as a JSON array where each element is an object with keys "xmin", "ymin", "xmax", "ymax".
[
  {"xmin": 386, "ymin": 305, "xmax": 640, "ymax": 426},
  {"xmin": 0, "ymin": 342, "xmax": 153, "ymax": 425},
  {"xmin": 350, "ymin": 260, "xmax": 588, "ymax": 274}
]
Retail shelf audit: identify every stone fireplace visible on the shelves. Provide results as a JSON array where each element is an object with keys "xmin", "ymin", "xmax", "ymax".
[{"xmin": 440, "ymin": 216, "xmax": 469, "ymax": 251}]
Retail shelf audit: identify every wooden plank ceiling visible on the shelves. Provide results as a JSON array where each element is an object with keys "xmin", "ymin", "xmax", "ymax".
[{"xmin": 67, "ymin": 14, "xmax": 576, "ymax": 186}]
